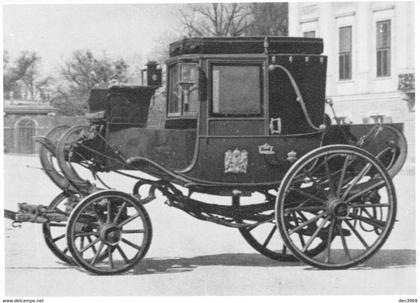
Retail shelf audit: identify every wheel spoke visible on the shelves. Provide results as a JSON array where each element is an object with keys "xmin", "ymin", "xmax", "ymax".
[
  {"xmin": 344, "ymin": 219, "xmax": 369, "ymax": 249},
  {"xmin": 86, "ymin": 236, "xmax": 97, "ymax": 254},
  {"xmin": 116, "ymin": 245, "xmax": 130, "ymax": 264},
  {"xmin": 282, "ymin": 244, "xmax": 287, "ymax": 255},
  {"xmin": 345, "ymin": 180, "xmax": 385, "ymax": 202},
  {"xmin": 350, "ymin": 214, "xmax": 386, "ymax": 230},
  {"xmin": 52, "ymin": 234, "xmax": 65, "ymax": 243},
  {"xmin": 106, "ymin": 199, "xmax": 112, "ymax": 224},
  {"xmin": 349, "ymin": 203, "xmax": 390, "ymax": 209},
  {"xmin": 49, "ymin": 223, "xmax": 66, "ymax": 227},
  {"xmin": 286, "ymin": 206, "xmax": 326, "ymax": 213},
  {"xmin": 291, "ymin": 212, "xmax": 305, "ymax": 247},
  {"xmin": 337, "ymin": 222, "xmax": 352, "ymax": 260},
  {"xmin": 118, "ymin": 213, "xmax": 141, "ymax": 228},
  {"xmin": 288, "ymin": 212, "xmax": 326, "ymax": 235},
  {"xmin": 80, "ymin": 236, "xmax": 85, "ymax": 253},
  {"xmin": 90, "ymin": 241, "xmax": 105, "ymax": 265},
  {"xmin": 121, "ymin": 237, "xmax": 142, "ymax": 250},
  {"xmin": 113, "ymin": 202, "xmax": 127, "ymax": 224},
  {"xmin": 75, "ymin": 231, "xmax": 99, "ymax": 237},
  {"xmin": 337, "ymin": 155, "xmax": 350, "ymax": 197},
  {"xmin": 325, "ymin": 217, "xmax": 336, "ymax": 263},
  {"xmin": 324, "ymin": 157, "xmax": 336, "ymax": 194},
  {"xmin": 342, "ymin": 163, "xmax": 373, "ymax": 199},
  {"xmin": 289, "ymin": 188, "xmax": 326, "ymax": 204},
  {"xmin": 80, "ymin": 237, "xmax": 100, "ymax": 253},
  {"xmin": 121, "ymin": 229, "xmax": 145, "ymax": 234},
  {"xmin": 302, "ymin": 217, "xmax": 329, "ymax": 252},
  {"xmin": 108, "ymin": 246, "xmax": 114, "ymax": 269},
  {"xmin": 262, "ymin": 225, "xmax": 277, "ymax": 248}
]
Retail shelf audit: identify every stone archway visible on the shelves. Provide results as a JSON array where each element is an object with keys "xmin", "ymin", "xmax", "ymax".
[{"xmin": 15, "ymin": 118, "xmax": 37, "ymax": 154}]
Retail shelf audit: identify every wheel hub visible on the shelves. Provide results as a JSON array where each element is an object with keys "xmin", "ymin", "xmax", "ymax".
[
  {"xmin": 100, "ymin": 224, "xmax": 121, "ymax": 246},
  {"xmin": 327, "ymin": 198, "xmax": 349, "ymax": 219}
]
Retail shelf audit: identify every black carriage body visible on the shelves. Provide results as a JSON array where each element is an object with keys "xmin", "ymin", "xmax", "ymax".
[
  {"xmin": 164, "ymin": 37, "xmax": 328, "ymax": 188},
  {"xmin": 85, "ymin": 37, "xmax": 403, "ymax": 192}
]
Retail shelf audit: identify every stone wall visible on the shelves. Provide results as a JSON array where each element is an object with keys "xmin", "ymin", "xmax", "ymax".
[{"xmin": 4, "ymin": 113, "xmax": 88, "ymax": 154}]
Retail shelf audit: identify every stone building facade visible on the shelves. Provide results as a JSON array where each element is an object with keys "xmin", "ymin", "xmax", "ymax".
[
  {"xmin": 289, "ymin": 1, "xmax": 415, "ymax": 171},
  {"xmin": 4, "ymin": 101, "xmax": 87, "ymax": 154}
]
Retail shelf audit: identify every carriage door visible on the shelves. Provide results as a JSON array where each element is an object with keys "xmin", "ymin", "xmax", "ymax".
[
  {"xmin": 268, "ymin": 55, "xmax": 327, "ymax": 135},
  {"xmin": 16, "ymin": 118, "xmax": 36, "ymax": 154},
  {"xmin": 208, "ymin": 60, "xmax": 266, "ymax": 137}
]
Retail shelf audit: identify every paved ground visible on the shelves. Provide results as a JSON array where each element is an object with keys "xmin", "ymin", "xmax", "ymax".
[{"xmin": 3, "ymin": 155, "xmax": 417, "ymax": 296}]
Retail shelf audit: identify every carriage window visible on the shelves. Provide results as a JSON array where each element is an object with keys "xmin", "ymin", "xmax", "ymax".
[
  {"xmin": 168, "ymin": 63, "xmax": 198, "ymax": 116},
  {"xmin": 212, "ymin": 64, "xmax": 261, "ymax": 115},
  {"xmin": 168, "ymin": 65, "xmax": 181, "ymax": 115}
]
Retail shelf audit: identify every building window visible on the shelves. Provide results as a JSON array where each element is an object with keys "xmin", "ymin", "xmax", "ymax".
[
  {"xmin": 303, "ymin": 31, "xmax": 316, "ymax": 38},
  {"xmin": 338, "ymin": 26, "xmax": 352, "ymax": 80},
  {"xmin": 377, "ymin": 20, "xmax": 391, "ymax": 77}
]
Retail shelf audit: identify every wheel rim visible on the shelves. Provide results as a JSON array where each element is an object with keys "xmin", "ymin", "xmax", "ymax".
[
  {"xmin": 56, "ymin": 125, "xmax": 98, "ymax": 190},
  {"xmin": 43, "ymin": 192, "xmax": 80, "ymax": 265},
  {"xmin": 276, "ymin": 145, "xmax": 396, "ymax": 269},
  {"xmin": 39, "ymin": 125, "xmax": 79, "ymax": 192},
  {"xmin": 239, "ymin": 220, "xmax": 297, "ymax": 261},
  {"xmin": 363, "ymin": 125, "xmax": 407, "ymax": 178},
  {"xmin": 67, "ymin": 191, "xmax": 152, "ymax": 274}
]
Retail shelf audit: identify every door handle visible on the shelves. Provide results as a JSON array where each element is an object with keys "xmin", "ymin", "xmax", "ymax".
[{"xmin": 270, "ymin": 117, "xmax": 282, "ymax": 135}]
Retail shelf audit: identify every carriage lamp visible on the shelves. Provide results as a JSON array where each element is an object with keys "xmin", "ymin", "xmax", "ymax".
[
  {"xmin": 178, "ymin": 63, "xmax": 198, "ymax": 112},
  {"xmin": 179, "ymin": 63, "xmax": 197, "ymax": 84},
  {"xmin": 141, "ymin": 61, "xmax": 162, "ymax": 87}
]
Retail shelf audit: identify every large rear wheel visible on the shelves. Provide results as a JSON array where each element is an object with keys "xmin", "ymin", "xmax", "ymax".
[{"xmin": 276, "ymin": 145, "xmax": 397, "ymax": 269}]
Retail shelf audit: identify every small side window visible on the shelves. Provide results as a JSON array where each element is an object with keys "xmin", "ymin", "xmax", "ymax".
[
  {"xmin": 167, "ymin": 63, "xmax": 198, "ymax": 116},
  {"xmin": 168, "ymin": 65, "xmax": 181, "ymax": 115}
]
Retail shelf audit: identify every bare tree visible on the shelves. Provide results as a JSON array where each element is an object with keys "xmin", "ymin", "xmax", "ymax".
[
  {"xmin": 247, "ymin": 3, "xmax": 288, "ymax": 36},
  {"xmin": 179, "ymin": 3, "xmax": 253, "ymax": 37},
  {"xmin": 3, "ymin": 51, "xmax": 41, "ymax": 100},
  {"xmin": 3, "ymin": 50, "xmax": 9, "ymax": 71},
  {"xmin": 51, "ymin": 50, "xmax": 130, "ymax": 115},
  {"xmin": 35, "ymin": 76, "xmax": 53, "ymax": 102},
  {"xmin": 177, "ymin": 3, "xmax": 288, "ymax": 38}
]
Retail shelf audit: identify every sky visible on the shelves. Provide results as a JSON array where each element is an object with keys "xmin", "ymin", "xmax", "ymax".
[{"xmin": 3, "ymin": 4, "xmax": 184, "ymax": 76}]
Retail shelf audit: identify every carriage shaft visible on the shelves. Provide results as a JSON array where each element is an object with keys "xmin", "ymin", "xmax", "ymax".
[{"xmin": 4, "ymin": 203, "xmax": 68, "ymax": 225}]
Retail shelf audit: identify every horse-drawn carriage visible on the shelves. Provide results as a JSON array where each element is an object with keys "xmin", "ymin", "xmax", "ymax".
[{"xmin": 5, "ymin": 36, "xmax": 407, "ymax": 274}]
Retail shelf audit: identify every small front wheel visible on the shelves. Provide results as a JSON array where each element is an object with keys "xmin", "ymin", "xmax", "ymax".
[
  {"xmin": 43, "ymin": 192, "xmax": 79, "ymax": 265},
  {"xmin": 66, "ymin": 190, "xmax": 152, "ymax": 275}
]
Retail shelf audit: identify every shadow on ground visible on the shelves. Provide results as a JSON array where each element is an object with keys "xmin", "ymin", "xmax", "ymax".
[{"xmin": 132, "ymin": 249, "xmax": 416, "ymax": 275}]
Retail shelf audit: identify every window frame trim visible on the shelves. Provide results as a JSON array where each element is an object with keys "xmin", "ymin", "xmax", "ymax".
[
  {"xmin": 208, "ymin": 61, "xmax": 265, "ymax": 118},
  {"xmin": 338, "ymin": 25, "xmax": 353, "ymax": 81},
  {"xmin": 376, "ymin": 19, "xmax": 391, "ymax": 78},
  {"xmin": 166, "ymin": 61, "xmax": 199, "ymax": 118}
]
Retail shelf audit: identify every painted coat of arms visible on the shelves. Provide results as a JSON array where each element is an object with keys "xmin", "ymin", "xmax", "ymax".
[{"xmin": 224, "ymin": 148, "xmax": 248, "ymax": 174}]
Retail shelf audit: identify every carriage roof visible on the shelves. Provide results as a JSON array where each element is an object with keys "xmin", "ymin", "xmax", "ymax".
[{"xmin": 169, "ymin": 36, "xmax": 324, "ymax": 57}]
